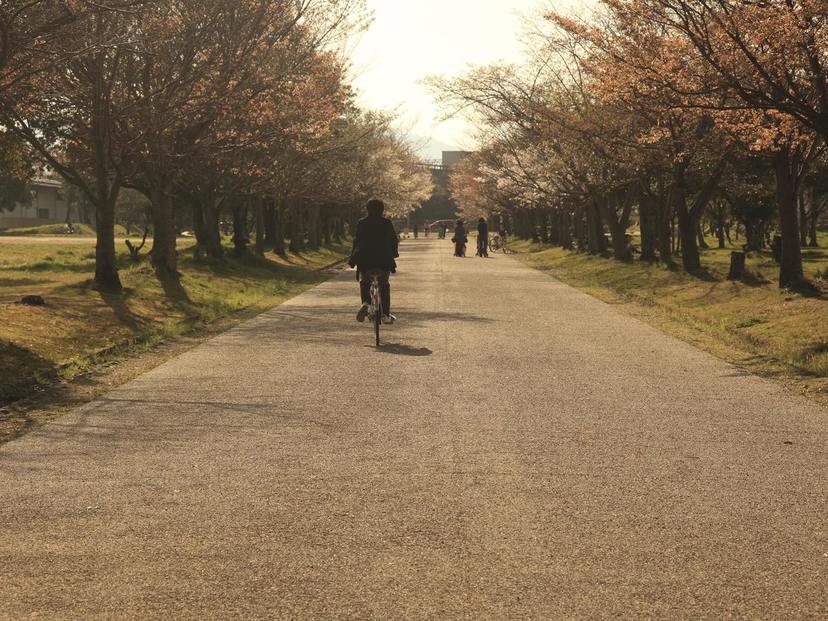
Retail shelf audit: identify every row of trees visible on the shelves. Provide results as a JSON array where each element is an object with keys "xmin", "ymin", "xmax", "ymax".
[
  {"xmin": 0, "ymin": 1, "xmax": 432, "ymax": 291},
  {"xmin": 434, "ymin": 0, "xmax": 828, "ymax": 288}
]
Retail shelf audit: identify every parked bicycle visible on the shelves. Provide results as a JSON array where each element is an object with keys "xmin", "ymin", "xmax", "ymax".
[{"xmin": 489, "ymin": 234, "xmax": 513, "ymax": 254}]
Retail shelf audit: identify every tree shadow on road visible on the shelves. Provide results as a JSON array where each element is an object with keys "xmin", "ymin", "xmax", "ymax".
[
  {"xmin": 391, "ymin": 308, "xmax": 496, "ymax": 324},
  {"xmin": 220, "ymin": 306, "xmax": 495, "ymax": 349},
  {"xmin": 371, "ymin": 342, "xmax": 433, "ymax": 357}
]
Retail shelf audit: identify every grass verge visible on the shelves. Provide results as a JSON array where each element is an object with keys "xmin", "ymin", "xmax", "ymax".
[
  {"xmin": 0, "ymin": 239, "xmax": 348, "ymax": 440},
  {"xmin": 511, "ymin": 236, "xmax": 828, "ymax": 403}
]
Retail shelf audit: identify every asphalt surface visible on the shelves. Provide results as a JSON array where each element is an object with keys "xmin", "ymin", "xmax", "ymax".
[
  {"xmin": 0, "ymin": 235, "xmax": 101, "ymax": 245},
  {"xmin": 1, "ymin": 239, "xmax": 826, "ymax": 619},
  {"xmin": 0, "ymin": 236, "xmax": 188, "ymax": 245}
]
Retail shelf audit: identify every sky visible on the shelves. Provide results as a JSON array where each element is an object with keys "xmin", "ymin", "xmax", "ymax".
[{"xmin": 349, "ymin": 0, "xmax": 549, "ymax": 160}]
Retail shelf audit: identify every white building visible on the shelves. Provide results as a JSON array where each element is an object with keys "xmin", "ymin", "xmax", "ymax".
[{"xmin": 0, "ymin": 178, "xmax": 69, "ymax": 230}]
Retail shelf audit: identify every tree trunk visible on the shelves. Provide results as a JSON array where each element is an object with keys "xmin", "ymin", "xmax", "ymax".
[
  {"xmin": 332, "ymin": 215, "xmax": 344, "ymax": 243},
  {"xmin": 799, "ymin": 190, "xmax": 808, "ymax": 247},
  {"xmin": 560, "ymin": 208, "xmax": 573, "ymax": 250},
  {"xmin": 549, "ymin": 210, "xmax": 558, "ymax": 245},
  {"xmin": 671, "ymin": 167, "xmax": 701, "ymax": 272},
  {"xmin": 586, "ymin": 200, "xmax": 605, "ymax": 255},
  {"xmin": 255, "ymin": 196, "xmax": 265, "ymax": 256},
  {"xmin": 744, "ymin": 221, "xmax": 764, "ymax": 251},
  {"xmin": 697, "ymin": 221, "xmax": 710, "ymax": 249},
  {"xmin": 774, "ymin": 149, "xmax": 804, "ymax": 288},
  {"xmin": 89, "ymin": 18, "xmax": 122, "ymax": 293},
  {"xmin": 322, "ymin": 209, "xmax": 332, "ymax": 245},
  {"xmin": 263, "ymin": 200, "xmax": 277, "ymax": 251},
  {"xmin": 727, "ymin": 251, "xmax": 746, "ymax": 281},
  {"xmin": 638, "ymin": 194, "xmax": 658, "ymax": 262},
  {"xmin": 809, "ymin": 209, "xmax": 819, "ymax": 247},
  {"xmin": 529, "ymin": 210, "xmax": 541, "ymax": 243},
  {"xmin": 512, "ymin": 210, "xmax": 525, "ymax": 239},
  {"xmin": 772, "ymin": 235, "xmax": 783, "ymax": 263},
  {"xmin": 306, "ymin": 205, "xmax": 321, "ymax": 250},
  {"xmin": 273, "ymin": 201, "xmax": 286, "ymax": 255},
  {"xmin": 94, "ymin": 193, "xmax": 122, "ymax": 291},
  {"xmin": 657, "ymin": 197, "xmax": 674, "ymax": 264},
  {"xmin": 289, "ymin": 203, "xmax": 305, "ymax": 252},
  {"xmin": 538, "ymin": 210, "xmax": 549, "ymax": 244},
  {"xmin": 717, "ymin": 215, "xmax": 726, "ymax": 249},
  {"xmin": 191, "ymin": 199, "xmax": 205, "ymax": 257},
  {"xmin": 202, "ymin": 198, "xmax": 223, "ymax": 258},
  {"xmin": 149, "ymin": 181, "xmax": 178, "ymax": 277},
  {"xmin": 574, "ymin": 204, "xmax": 587, "ymax": 251},
  {"xmin": 597, "ymin": 190, "xmax": 635, "ymax": 261},
  {"xmin": 676, "ymin": 206, "xmax": 701, "ymax": 272},
  {"xmin": 232, "ymin": 199, "xmax": 248, "ymax": 258},
  {"xmin": 348, "ymin": 207, "xmax": 359, "ymax": 240},
  {"xmin": 608, "ymin": 220, "xmax": 629, "ymax": 260}
]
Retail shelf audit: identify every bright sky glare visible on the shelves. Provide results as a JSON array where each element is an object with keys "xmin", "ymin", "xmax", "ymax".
[{"xmin": 350, "ymin": 0, "xmax": 551, "ymax": 159}]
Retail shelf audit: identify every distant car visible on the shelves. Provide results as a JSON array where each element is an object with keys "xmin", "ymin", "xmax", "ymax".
[
  {"xmin": 180, "ymin": 230, "xmax": 195, "ymax": 238},
  {"xmin": 429, "ymin": 219, "xmax": 457, "ymax": 230}
]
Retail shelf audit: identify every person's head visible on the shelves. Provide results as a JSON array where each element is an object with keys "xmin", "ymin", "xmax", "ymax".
[
  {"xmin": 479, "ymin": 217, "xmax": 485, "ymax": 223},
  {"xmin": 456, "ymin": 219, "xmax": 464, "ymax": 226},
  {"xmin": 366, "ymin": 199, "xmax": 385, "ymax": 217}
]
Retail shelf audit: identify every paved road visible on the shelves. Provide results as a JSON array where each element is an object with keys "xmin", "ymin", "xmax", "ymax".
[
  {"xmin": 0, "ymin": 235, "xmax": 188, "ymax": 245},
  {"xmin": 1, "ymin": 239, "xmax": 826, "ymax": 619},
  {"xmin": 0, "ymin": 235, "xmax": 102, "ymax": 245}
]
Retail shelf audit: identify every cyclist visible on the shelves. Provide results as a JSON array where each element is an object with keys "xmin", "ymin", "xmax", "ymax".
[
  {"xmin": 348, "ymin": 198, "xmax": 399, "ymax": 324},
  {"xmin": 476, "ymin": 217, "xmax": 489, "ymax": 257}
]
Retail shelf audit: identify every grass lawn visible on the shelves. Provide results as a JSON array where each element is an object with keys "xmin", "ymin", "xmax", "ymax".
[
  {"xmin": 512, "ymin": 234, "xmax": 828, "ymax": 398},
  {"xmin": 0, "ymin": 238, "xmax": 348, "ymax": 405}
]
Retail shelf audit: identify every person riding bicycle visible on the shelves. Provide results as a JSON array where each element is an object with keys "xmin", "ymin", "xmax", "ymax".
[
  {"xmin": 349, "ymin": 198, "xmax": 399, "ymax": 324},
  {"xmin": 452, "ymin": 219, "xmax": 467, "ymax": 257}
]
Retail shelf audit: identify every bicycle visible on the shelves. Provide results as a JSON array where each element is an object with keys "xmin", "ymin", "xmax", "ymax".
[
  {"xmin": 489, "ymin": 234, "xmax": 513, "ymax": 254},
  {"xmin": 365, "ymin": 270, "xmax": 384, "ymax": 347}
]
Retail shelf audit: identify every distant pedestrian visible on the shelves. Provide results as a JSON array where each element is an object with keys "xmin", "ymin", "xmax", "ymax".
[
  {"xmin": 476, "ymin": 217, "xmax": 489, "ymax": 257},
  {"xmin": 413, "ymin": 223, "xmax": 419, "ymax": 239},
  {"xmin": 452, "ymin": 220, "xmax": 467, "ymax": 257},
  {"xmin": 439, "ymin": 223, "xmax": 447, "ymax": 239},
  {"xmin": 425, "ymin": 224, "xmax": 430, "ymax": 237}
]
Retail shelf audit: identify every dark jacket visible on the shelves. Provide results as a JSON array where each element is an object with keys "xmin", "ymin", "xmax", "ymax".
[
  {"xmin": 349, "ymin": 214, "xmax": 399, "ymax": 272},
  {"xmin": 453, "ymin": 224, "xmax": 467, "ymax": 242},
  {"xmin": 477, "ymin": 221, "xmax": 488, "ymax": 237}
]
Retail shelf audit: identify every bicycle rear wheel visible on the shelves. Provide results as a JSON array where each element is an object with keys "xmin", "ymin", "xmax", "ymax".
[{"xmin": 374, "ymin": 301, "xmax": 381, "ymax": 347}]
